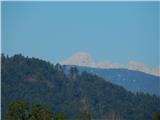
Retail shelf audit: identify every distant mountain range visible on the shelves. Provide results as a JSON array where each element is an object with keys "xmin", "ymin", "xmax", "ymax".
[
  {"xmin": 63, "ymin": 65, "xmax": 160, "ymax": 96},
  {"xmin": 61, "ymin": 52, "xmax": 160, "ymax": 96},
  {"xmin": 60, "ymin": 52, "xmax": 160, "ymax": 76}
]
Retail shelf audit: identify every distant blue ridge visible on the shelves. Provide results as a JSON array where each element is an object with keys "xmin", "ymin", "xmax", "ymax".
[{"xmin": 63, "ymin": 65, "xmax": 160, "ymax": 97}]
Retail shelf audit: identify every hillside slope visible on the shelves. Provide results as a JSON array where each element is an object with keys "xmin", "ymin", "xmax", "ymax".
[
  {"xmin": 1, "ymin": 54, "xmax": 160, "ymax": 120},
  {"xmin": 63, "ymin": 65, "xmax": 160, "ymax": 96}
]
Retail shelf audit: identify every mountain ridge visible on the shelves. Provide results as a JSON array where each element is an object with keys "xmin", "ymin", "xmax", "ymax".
[
  {"xmin": 60, "ymin": 52, "xmax": 160, "ymax": 76},
  {"xmin": 63, "ymin": 65, "xmax": 160, "ymax": 96},
  {"xmin": 2, "ymin": 54, "xmax": 160, "ymax": 120}
]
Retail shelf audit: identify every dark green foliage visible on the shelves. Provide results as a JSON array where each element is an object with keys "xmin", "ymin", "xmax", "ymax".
[
  {"xmin": 6, "ymin": 101, "xmax": 29, "ymax": 120},
  {"xmin": 76, "ymin": 110, "xmax": 92, "ymax": 120},
  {"xmin": 152, "ymin": 112, "xmax": 160, "ymax": 120},
  {"xmin": 5, "ymin": 101, "xmax": 59, "ymax": 120},
  {"xmin": 2, "ymin": 54, "xmax": 160, "ymax": 120},
  {"xmin": 29, "ymin": 103, "xmax": 53, "ymax": 120},
  {"xmin": 54, "ymin": 113, "xmax": 66, "ymax": 120}
]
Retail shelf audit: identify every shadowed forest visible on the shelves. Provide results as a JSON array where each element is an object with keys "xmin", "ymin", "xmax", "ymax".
[{"xmin": 2, "ymin": 54, "xmax": 160, "ymax": 120}]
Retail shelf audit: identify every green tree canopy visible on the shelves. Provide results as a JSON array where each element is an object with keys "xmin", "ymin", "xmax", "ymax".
[{"xmin": 6, "ymin": 101, "xmax": 55, "ymax": 120}]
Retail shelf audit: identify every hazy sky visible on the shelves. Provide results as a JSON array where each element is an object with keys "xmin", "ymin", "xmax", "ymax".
[{"xmin": 2, "ymin": 2, "xmax": 159, "ymax": 67}]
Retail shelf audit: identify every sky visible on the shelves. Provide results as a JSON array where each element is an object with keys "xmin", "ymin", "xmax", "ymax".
[{"xmin": 2, "ymin": 1, "xmax": 159, "ymax": 67}]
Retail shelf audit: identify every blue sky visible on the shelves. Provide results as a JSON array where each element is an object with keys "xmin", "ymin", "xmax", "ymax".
[{"xmin": 2, "ymin": 2, "xmax": 159, "ymax": 67}]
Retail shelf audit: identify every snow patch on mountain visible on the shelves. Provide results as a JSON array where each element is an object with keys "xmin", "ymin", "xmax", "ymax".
[{"xmin": 60, "ymin": 52, "xmax": 160, "ymax": 76}]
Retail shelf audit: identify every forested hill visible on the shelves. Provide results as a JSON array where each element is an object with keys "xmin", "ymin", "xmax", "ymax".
[
  {"xmin": 63, "ymin": 65, "xmax": 160, "ymax": 96},
  {"xmin": 1, "ymin": 54, "xmax": 160, "ymax": 120}
]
